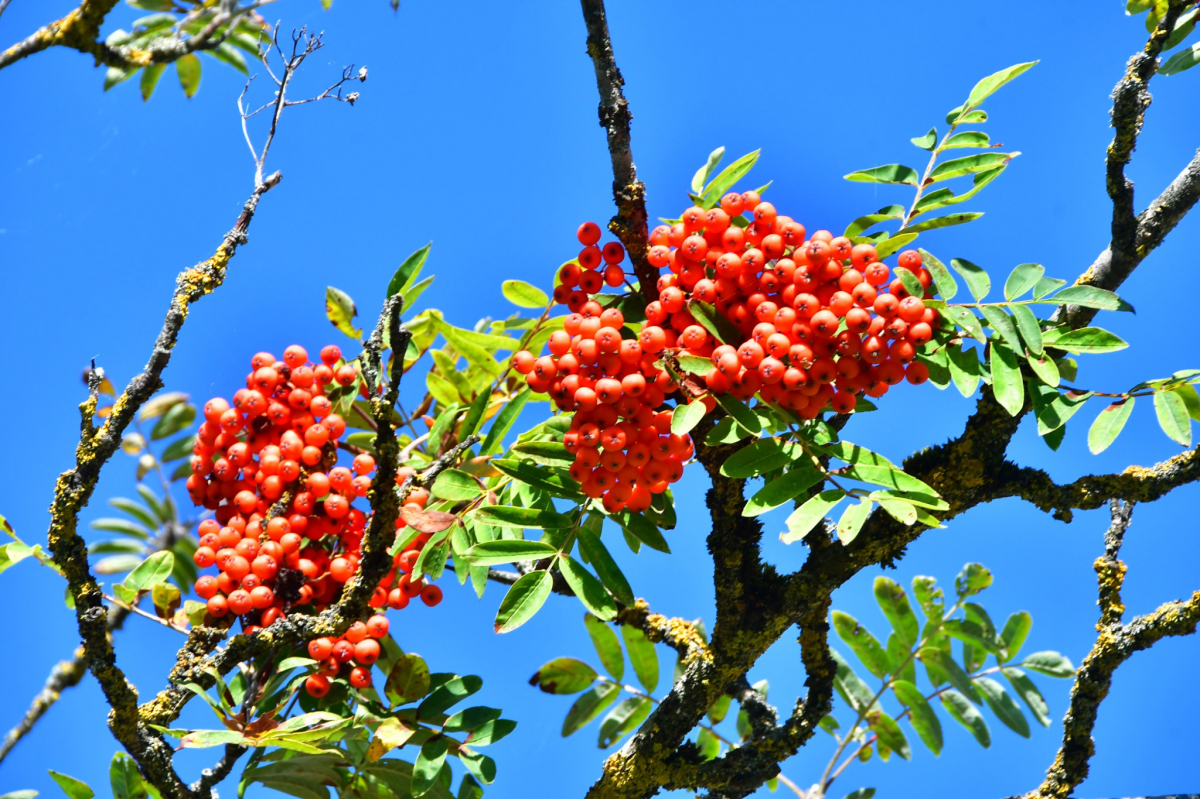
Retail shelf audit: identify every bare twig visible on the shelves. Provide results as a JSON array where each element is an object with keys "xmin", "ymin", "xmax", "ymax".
[{"xmin": 239, "ymin": 27, "xmax": 363, "ymax": 189}]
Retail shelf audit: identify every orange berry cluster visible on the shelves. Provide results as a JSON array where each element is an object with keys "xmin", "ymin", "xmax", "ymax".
[
  {"xmin": 511, "ymin": 192, "xmax": 939, "ymax": 507},
  {"xmin": 184, "ymin": 344, "xmax": 444, "ymax": 696},
  {"xmin": 513, "ymin": 223, "xmax": 694, "ymax": 514}
]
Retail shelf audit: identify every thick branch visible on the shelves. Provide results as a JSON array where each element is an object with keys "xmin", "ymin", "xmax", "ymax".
[
  {"xmin": 579, "ymin": 0, "xmax": 656, "ymax": 306},
  {"xmin": 1026, "ymin": 502, "xmax": 1200, "ymax": 799}
]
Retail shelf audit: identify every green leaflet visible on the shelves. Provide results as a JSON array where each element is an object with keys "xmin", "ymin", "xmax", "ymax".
[
  {"xmin": 962, "ymin": 61, "xmax": 1037, "ymax": 112},
  {"xmin": 1001, "ymin": 666, "xmax": 1052, "ymax": 727},
  {"xmin": 989, "ymin": 341, "xmax": 1024, "ymax": 416},
  {"xmin": 559, "ymin": 556, "xmax": 618, "ymax": 621},
  {"xmin": 561, "ymin": 683, "xmax": 619, "ymax": 737},
  {"xmin": 700, "ymin": 149, "xmax": 761, "ymax": 208},
  {"xmin": 1088, "ymin": 398, "xmax": 1135, "ymax": 454},
  {"xmin": 531, "ymin": 658, "xmax": 598, "ymax": 695},
  {"xmin": 892, "ymin": 680, "xmax": 943, "ymax": 755},
  {"xmin": 919, "ymin": 249, "xmax": 958, "ymax": 300},
  {"xmin": 692, "ymin": 146, "xmax": 726, "ymax": 193},
  {"xmin": 950, "ymin": 258, "xmax": 990, "ymax": 301},
  {"xmin": 832, "ymin": 611, "xmax": 893, "ymax": 678},
  {"xmin": 844, "ymin": 163, "xmax": 921, "ymax": 186},
  {"xmin": 781, "ymin": 490, "xmax": 845, "ymax": 543},
  {"xmin": 874, "ymin": 576, "xmax": 919, "ymax": 647},
  {"xmin": 1153, "ymin": 389, "xmax": 1192, "ymax": 446},
  {"xmin": 743, "ymin": 466, "xmax": 824, "ymax": 517},
  {"xmin": 621, "ymin": 624, "xmax": 659, "ymax": 693},
  {"xmin": 1004, "ymin": 263, "xmax": 1045, "ymax": 301},
  {"xmin": 941, "ymin": 688, "xmax": 991, "ymax": 748},
  {"xmin": 975, "ymin": 676, "xmax": 1030, "ymax": 738},
  {"xmin": 501, "ymin": 280, "xmax": 549, "ymax": 309},
  {"xmin": 325, "ymin": 286, "xmax": 361, "ymax": 340},
  {"xmin": 585, "ymin": 613, "xmax": 625, "ymax": 681},
  {"xmin": 493, "ymin": 570, "xmax": 553, "ymax": 633}
]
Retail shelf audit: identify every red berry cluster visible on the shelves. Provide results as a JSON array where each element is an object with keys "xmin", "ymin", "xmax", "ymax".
[
  {"xmin": 184, "ymin": 344, "xmax": 444, "ymax": 696},
  {"xmin": 513, "ymin": 223, "xmax": 694, "ymax": 514},
  {"xmin": 511, "ymin": 194, "xmax": 939, "ymax": 507}
]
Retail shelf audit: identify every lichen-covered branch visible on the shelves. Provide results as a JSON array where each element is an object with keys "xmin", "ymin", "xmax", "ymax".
[
  {"xmin": 1026, "ymin": 501, "xmax": 1200, "ymax": 799},
  {"xmin": 1001, "ymin": 447, "xmax": 1200, "ymax": 521},
  {"xmin": 43, "ymin": 175, "xmax": 276, "ymax": 798},
  {"xmin": 1059, "ymin": 1, "xmax": 1199, "ymax": 329},
  {"xmin": 616, "ymin": 599, "xmax": 709, "ymax": 667},
  {"xmin": 578, "ymin": 0, "xmax": 655, "ymax": 306},
  {"xmin": 0, "ymin": 0, "xmax": 257, "ymax": 72}
]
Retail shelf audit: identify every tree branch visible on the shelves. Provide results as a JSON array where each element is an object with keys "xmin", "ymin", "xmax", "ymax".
[
  {"xmin": 1059, "ymin": 1, "xmax": 1199, "ymax": 328},
  {"xmin": 578, "ymin": 0, "xmax": 655, "ymax": 306},
  {"xmin": 1024, "ymin": 501, "xmax": 1200, "ymax": 799},
  {"xmin": 44, "ymin": 173, "xmax": 277, "ymax": 797},
  {"xmin": 1000, "ymin": 446, "xmax": 1200, "ymax": 521},
  {"xmin": 0, "ymin": 0, "xmax": 277, "ymax": 73}
]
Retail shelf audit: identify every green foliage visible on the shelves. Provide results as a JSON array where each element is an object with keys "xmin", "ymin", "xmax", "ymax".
[{"xmin": 820, "ymin": 564, "xmax": 1074, "ymax": 795}]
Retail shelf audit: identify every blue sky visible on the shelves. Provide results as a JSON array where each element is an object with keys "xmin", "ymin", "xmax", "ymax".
[{"xmin": 2, "ymin": 1, "xmax": 1199, "ymax": 797}]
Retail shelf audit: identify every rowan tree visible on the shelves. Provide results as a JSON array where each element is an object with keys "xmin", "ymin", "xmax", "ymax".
[{"xmin": 1, "ymin": 2, "xmax": 1199, "ymax": 799}]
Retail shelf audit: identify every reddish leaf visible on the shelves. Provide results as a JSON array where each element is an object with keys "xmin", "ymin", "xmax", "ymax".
[{"xmin": 400, "ymin": 506, "xmax": 458, "ymax": 533}]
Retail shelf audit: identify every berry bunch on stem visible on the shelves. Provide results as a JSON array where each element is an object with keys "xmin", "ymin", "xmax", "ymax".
[
  {"xmin": 512, "ymin": 194, "xmax": 940, "ymax": 511},
  {"xmin": 185, "ymin": 343, "xmax": 443, "ymax": 697}
]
